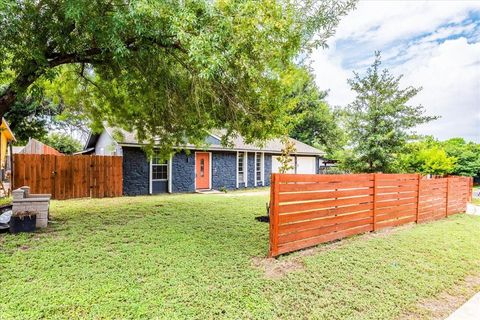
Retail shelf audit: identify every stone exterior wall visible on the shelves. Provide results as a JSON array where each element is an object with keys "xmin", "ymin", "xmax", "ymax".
[
  {"xmin": 121, "ymin": 147, "xmax": 283, "ymax": 194},
  {"xmin": 172, "ymin": 151, "xmax": 195, "ymax": 192},
  {"xmin": 264, "ymin": 154, "xmax": 272, "ymax": 186},
  {"xmin": 122, "ymin": 147, "xmax": 149, "ymax": 196},
  {"xmin": 212, "ymin": 151, "xmax": 236, "ymax": 190},
  {"xmin": 247, "ymin": 153, "xmax": 255, "ymax": 187}
]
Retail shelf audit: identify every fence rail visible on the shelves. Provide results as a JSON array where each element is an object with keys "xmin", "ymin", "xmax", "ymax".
[
  {"xmin": 269, "ymin": 173, "xmax": 472, "ymax": 257},
  {"xmin": 13, "ymin": 154, "xmax": 123, "ymax": 200}
]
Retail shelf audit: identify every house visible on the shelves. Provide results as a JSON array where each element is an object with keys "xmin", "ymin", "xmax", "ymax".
[
  {"xmin": 82, "ymin": 127, "xmax": 326, "ymax": 196},
  {"xmin": 0, "ymin": 118, "xmax": 16, "ymax": 178},
  {"xmin": 20, "ymin": 138, "xmax": 63, "ymax": 155}
]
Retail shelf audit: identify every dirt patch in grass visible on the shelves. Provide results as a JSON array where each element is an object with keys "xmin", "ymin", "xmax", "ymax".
[
  {"xmin": 293, "ymin": 223, "xmax": 417, "ymax": 258},
  {"xmin": 253, "ymin": 224, "xmax": 418, "ymax": 279},
  {"xmin": 400, "ymin": 274, "xmax": 480, "ymax": 320},
  {"xmin": 252, "ymin": 257, "xmax": 305, "ymax": 279}
]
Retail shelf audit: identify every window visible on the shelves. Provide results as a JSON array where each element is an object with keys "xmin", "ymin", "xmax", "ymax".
[
  {"xmin": 256, "ymin": 153, "xmax": 263, "ymax": 184},
  {"xmin": 238, "ymin": 152, "xmax": 245, "ymax": 183},
  {"xmin": 152, "ymin": 154, "xmax": 168, "ymax": 180},
  {"xmin": 200, "ymin": 159, "xmax": 205, "ymax": 177}
]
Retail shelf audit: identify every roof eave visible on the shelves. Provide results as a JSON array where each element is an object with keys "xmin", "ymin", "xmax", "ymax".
[{"xmin": 117, "ymin": 143, "xmax": 323, "ymax": 156}]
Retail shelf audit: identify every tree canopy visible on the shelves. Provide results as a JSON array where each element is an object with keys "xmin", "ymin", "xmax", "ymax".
[
  {"xmin": 442, "ymin": 138, "xmax": 480, "ymax": 177},
  {"xmin": 398, "ymin": 140, "xmax": 456, "ymax": 176},
  {"xmin": 0, "ymin": 0, "xmax": 355, "ymax": 152},
  {"xmin": 42, "ymin": 132, "xmax": 83, "ymax": 155},
  {"xmin": 340, "ymin": 52, "xmax": 437, "ymax": 173},
  {"xmin": 287, "ymin": 71, "xmax": 345, "ymax": 156},
  {"xmin": 4, "ymin": 93, "xmax": 89, "ymax": 145}
]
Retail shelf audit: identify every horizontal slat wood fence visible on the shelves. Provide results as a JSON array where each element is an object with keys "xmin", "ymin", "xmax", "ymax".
[
  {"xmin": 13, "ymin": 154, "xmax": 123, "ymax": 200},
  {"xmin": 269, "ymin": 173, "xmax": 473, "ymax": 257}
]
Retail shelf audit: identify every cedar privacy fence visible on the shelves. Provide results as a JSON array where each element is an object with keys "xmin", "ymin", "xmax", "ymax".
[
  {"xmin": 13, "ymin": 154, "xmax": 123, "ymax": 200},
  {"xmin": 269, "ymin": 173, "xmax": 473, "ymax": 257}
]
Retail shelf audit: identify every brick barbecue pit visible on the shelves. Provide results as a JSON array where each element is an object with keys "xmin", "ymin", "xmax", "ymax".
[{"xmin": 12, "ymin": 186, "xmax": 51, "ymax": 229}]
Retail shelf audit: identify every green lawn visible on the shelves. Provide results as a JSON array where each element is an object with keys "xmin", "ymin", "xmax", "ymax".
[{"xmin": 1, "ymin": 193, "xmax": 480, "ymax": 319}]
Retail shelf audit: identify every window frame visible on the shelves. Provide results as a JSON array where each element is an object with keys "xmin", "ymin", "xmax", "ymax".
[
  {"xmin": 151, "ymin": 154, "xmax": 168, "ymax": 181},
  {"xmin": 237, "ymin": 151, "xmax": 246, "ymax": 184},
  {"xmin": 255, "ymin": 152, "xmax": 264, "ymax": 186}
]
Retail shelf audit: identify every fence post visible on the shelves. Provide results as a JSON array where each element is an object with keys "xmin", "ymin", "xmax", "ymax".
[
  {"xmin": 445, "ymin": 177, "xmax": 450, "ymax": 217},
  {"xmin": 268, "ymin": 174, "xmax": 280, "ymax": 258},
  {"xmin": 469, "ymin": 177, "xmax": 473, "ymax": 202},
  {"xmin": 416, "ymin": 173, "xmax": 421, "ymax": 223},
  {"xmin": 372, "ymin": 173, "xmax": 377, "ymax": 232}
]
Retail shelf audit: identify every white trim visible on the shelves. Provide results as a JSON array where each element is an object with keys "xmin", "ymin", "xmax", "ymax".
[
  {"xmin": 168, "ymin": 153, "xmax": 173, "ymax": 193},
  {"xmin": 262, "ymin": 152, "xmax": 265, "ymax": 186},
  {"xmin": 236, "ymin": 151, "xmax": 239, "ymax": 188},
  {"xmin": 254, "ymin": 152, "xmax": 264, "ymax": 187},
  {"xmin": 194, "ymin": 151, "xmax": 212, "ymax": 190},
  {"xmin": 115, "ymin": 143, "xmax": 324, "ymax": 157},
  {"xmin": 236, "ymin": 151, "xmax": 247, "ymax": 188},
  {"xmin": 245, "ymin": 151, "xmax": 248, "ymax": 187},
  {"xmin": 149, "ymin": 158, "xmax": 153, "ymax": 195},
  {"xmin": 209, "ymin": 152, "xmax": 212, "ymax": 190},
  {"xmin": 254, "ymin": 152, "xmax": 257, "ymax": 186},
  {"xmin": 207, "ymin": 131, "xmax": 223, "ymax": 141}
]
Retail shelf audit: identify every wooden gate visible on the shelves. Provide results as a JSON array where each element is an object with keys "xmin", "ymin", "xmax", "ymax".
[{"xmin": 13, "ymin": 154, "xmax": 123, "ymax": 200}]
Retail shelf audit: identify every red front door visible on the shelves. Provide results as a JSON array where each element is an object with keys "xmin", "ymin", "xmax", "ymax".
[{"xmin": 195, "ymin": 152, "xmax": 210, "ymax": 189}]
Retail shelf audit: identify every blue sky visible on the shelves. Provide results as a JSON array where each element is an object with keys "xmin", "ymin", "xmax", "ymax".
[{"xmin": 311, "ymin": 0, "xmax": 480, "ymax": 142}]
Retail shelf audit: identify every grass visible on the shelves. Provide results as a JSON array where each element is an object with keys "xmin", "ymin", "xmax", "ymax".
[
  {"xmin": 1, "ymin": 193, "xmax": 480, "ymax": 319},
  {"xmin": 0, "ymin": 196, "xmax": 12, "ymax": 206}
]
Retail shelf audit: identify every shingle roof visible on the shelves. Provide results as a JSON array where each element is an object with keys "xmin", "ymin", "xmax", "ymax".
[{"xmin": 102, "ymin": 127, "xmax": 324, "ymax": 156}]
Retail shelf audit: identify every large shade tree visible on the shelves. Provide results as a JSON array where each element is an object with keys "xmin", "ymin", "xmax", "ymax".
[
  {"xmin": 0, "ymin": 0, "xmax": 355, "ymax": 151},
  {"xmin": 288, "ymin": 70, "xmax": 345, "ymax": 156},
  {"xmin": 341, "ymin": 52, "xmax": 438, "ymax": 173}
]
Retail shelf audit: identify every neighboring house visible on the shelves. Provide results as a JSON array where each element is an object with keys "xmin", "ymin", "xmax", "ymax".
[
  {"xmin": 20, "ymin": 138, "xmax": 63, "ymax": 155},
  {"xmin": 0, "ymin": 118, "xmax": 16, "ymax": 178},
  {"xmin": 5, "ymin": 146, "xmax": 25, "ymax": 173},
  {"xmin": 82, "ymin": 127, "xmax": 326, "ymax": 196}
]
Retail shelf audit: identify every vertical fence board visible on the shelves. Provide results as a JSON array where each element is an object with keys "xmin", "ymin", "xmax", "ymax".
[{"xmin": 13, "ymin": 154, "xmax": 122, "ymax": 200}]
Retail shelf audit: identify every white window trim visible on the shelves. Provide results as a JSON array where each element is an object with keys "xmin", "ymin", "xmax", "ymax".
[
  {"xmin": 168, "ymin": 153, "xmax": 173, "ymax": 193},
  {"xmin": 149, "ymin": 158, "xmax": 152, "ymax": 195},
  {"xmin": 151, "ymin": 160, "xmax": 168, "ymax": 181},
  {"xmin": 254, "ymin": 152, "xmax": 264, "ymax": 187},
  {"xmin": 261, "ymin": 152, "xmax": 265, "ymax": 186},
  {"xmin": 150, "ymin": 154, "xmax": 169, "ymax": 195},
  {"xmin": 237, "ymin": 151, "xmax": 247, "ymax": 187},
  {"xmin": 254, "ymin": 153, "xmax": 257, "ymax": 186},
  {"xmin": 236, "ymin": 151, "xmax": 239, "ymax": 188},
  {"xmin": 245, "ymin": 151, "xmax": 248, "ymax": 187},
  {"xmin": 255, "ymin": 152, "xmax": 265, "ymax": 187}
]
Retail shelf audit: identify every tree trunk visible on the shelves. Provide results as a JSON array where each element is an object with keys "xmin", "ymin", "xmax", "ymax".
[
  {"xmin": 0, "ymin": 88, "xmax": 17, "ymax": 117},
  {"xmin": 0, "ymin": 69, "xmax": 41, "ymax": 118}
]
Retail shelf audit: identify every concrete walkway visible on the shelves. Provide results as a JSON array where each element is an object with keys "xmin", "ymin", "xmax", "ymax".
[
  {"xmin": 446, "ymin": 202, "xmax": 480, "ymax": 319},
  {"xmin": 446, "ymin": 292, "xmax": 480, "ymax": 320}
]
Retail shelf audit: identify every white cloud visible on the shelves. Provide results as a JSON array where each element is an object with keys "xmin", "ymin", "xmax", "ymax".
[
  {"xmin": 398, "ymin": 38, "xmax": 480, "ymax": 141},
  {"xmin": 312, "ymin": 0, "xmax": 480, "ymax": 142},
  {"xmin": 334, "ymin": 1, "xmax": 476, "ymax": 45}
]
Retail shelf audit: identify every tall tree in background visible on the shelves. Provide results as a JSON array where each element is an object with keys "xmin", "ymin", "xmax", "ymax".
[
  {"xmin": 288, "ymin": 71, "xmax": 345, "ymax": 156},
  {"xmin": 341, "ymin": 52, "xmax": 437, "ymax": 173},
  {"xmin": 43, "ymin": 133, "xmax": 83, "ymax": 155},
  {"xmin": 0, "ymin": 0, "xmax": 355, "ymax": 153}
]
